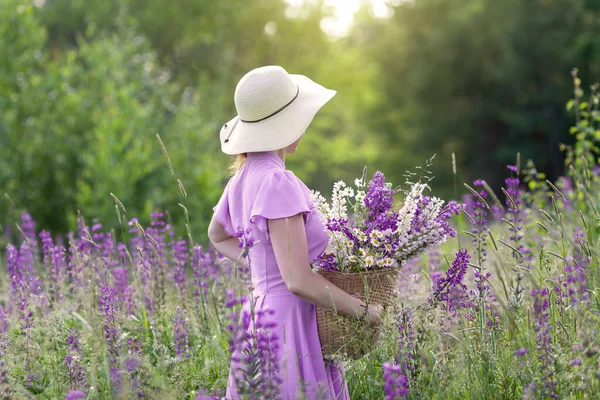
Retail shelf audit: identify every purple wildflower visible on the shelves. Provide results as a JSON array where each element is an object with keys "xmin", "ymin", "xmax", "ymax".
[
  {"xmin": 0, "ymin": 358, "xmax": 8, "ymax": 398},
  {"xmin": 226, "ymin": 296, "xmax": 281, "ymax": 398},
  {"xmin": 174, "ymin": 307, "xmax": 190, "ymax": 358},
  {"xmin": 505, "ymin": 166, "xmax": 530, "ymax": 308},
  {"xmin": 172, "ymin": 239, "xmax": 188, "ymax": 294},
  {"xmin": 191, "ymin": 246, "xmax": 210, "ymax": 320},
  {"xmin": 432, "ymin": 249, "xmax": 471, "ymax": 314},
  {"xmin": 515, "ymin": 348, "xmax": 528, "ymax": 356},
  {"xmin": 382, "ymin": 362, "xmax": 409, "ymax": 399},
  {"xmin": 64, "ymin": 329, "xmax": 87, "ymax": 393},
  {"xmin": 312, "ymin": 253, "xmax": 338, "ymax": 272},
  {"xmin": 564, "ymin": 256, "xmax": 588, "ymax": 306},
  {"xmin": 233, "ymin": 226, "xmax": 255, "ymax": 285},
  {"xmin": 0, "ymin": 306, "xmax": 7, "ymax": 335},
  {"xmin": 364, "ymin": 171, "xmax": 395, "ymax": 224},
  {"xmin": 396, "ymin": 310, "xmax": 416, "ymax": 376},
  {"xmin": 99, "ymin": 286, "xmax": 121, "ymax": 391},
  {"xmin": 20, "ymin": 212, "xmax": 38, "ymax": 259},
  {"xmin": 112, "ymin": 267, "xmax": 129, "ymax": 299},
  {"xmin": 65, "ymin": 390, "xmax": 85, "ymax": 400},
  {"xmin": 126, "ymin": 337, "xmax": 143, "ymax": 398},
  {"xmin": 570, "ymin": 357, "xmax": 582, "ymax": 367},
  {"xmin": 531, "ymin": 288, "xmax": 557, "ymax": 398}
]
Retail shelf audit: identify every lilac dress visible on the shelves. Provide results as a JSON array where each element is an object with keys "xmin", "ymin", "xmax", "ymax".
[{"xmin": 213, "ymin": 151, "xmax": 350, "ymax": 400}]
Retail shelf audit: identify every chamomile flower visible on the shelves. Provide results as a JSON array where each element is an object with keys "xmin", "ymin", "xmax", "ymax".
[
  {"xmin": 365, "ymin": 256, "xmax": 375, "ymax": 267},
  {"xmin": 370, "ymin": 230, "xmax": 380, "ymax": 239},
  {"xmin": 383, "ymin": 258, "xmax": 394, "ymax": 267},
  {"xmin": 384, "ymin": 243, "xmax": 393, "ymax": 252},
  {"xmin": 359, "ymin": 249, "xmax": 367, "ymax": 258},
  {"xmin": 348, "ymin": 255, "xmax": 357, "ymax": 263},
  {"xmin": 371, "ymin": 237, "xmax": 381, "ymax": 247},
  {"xmin": 354, "ymin": 178, "xmax": 365, "ymax": 188},
  {"xmin": 355, "ymin": 191, "xmax": 366, "ymax": 203},
  {"xmin": 376, "ymin": 258, "xmax": 385, "ymax": 267},
  {"xmin": 347, "ymin": 240, "xmax": 355, "ymax": 248},
  {"xmin": 358, "ymin": 232, "xmax": 368, "ymax": 242}
]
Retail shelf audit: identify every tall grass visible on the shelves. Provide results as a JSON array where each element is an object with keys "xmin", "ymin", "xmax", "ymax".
[{"xmin": 0, "ymin": 72, "xmax": 599, "ymax": 399}]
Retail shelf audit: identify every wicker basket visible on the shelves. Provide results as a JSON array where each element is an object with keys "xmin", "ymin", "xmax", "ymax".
[{"xmin": 316, "ymin": 268, "xmax": 400, "ymax": 360}]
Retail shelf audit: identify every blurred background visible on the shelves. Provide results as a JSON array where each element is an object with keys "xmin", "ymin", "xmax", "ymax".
[{"xmin": 1, "ymin": 0, "xmax": 599, "ymax": 242}]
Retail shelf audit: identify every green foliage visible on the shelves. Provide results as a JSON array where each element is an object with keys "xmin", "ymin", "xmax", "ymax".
[
  {"xmin": 352, "ymin": 0, "xmax": 600, "ymax": 198},
  {"xmin": 0, "ymin": 1, "xmax": 224, "ymax": 240}
]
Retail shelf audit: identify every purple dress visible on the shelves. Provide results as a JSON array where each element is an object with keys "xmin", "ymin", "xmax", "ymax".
[{"xmin": 213, "ymin": 151, "xmax": 350, "ymax": 400}]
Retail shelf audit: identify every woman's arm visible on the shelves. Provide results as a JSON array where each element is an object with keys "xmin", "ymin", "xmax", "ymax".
[
  {"xmin": 207, "ymin": 215, "xmax": 247, "ymax": 268},
  {"xmin": 268, "ymin": 214, "xmax": 382, "ymax": 323}
]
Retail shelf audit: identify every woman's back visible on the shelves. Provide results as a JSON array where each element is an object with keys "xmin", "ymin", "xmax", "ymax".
[
  {"xmin": 213, "ymin": 151, "xmax": 329, "ymax": 295},
  {"xmin": 213, "ymin": 151, "xmax": 350, "ymax": 399}
]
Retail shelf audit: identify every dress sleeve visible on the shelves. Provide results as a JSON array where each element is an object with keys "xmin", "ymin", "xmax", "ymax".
[
  {"xmin": 212, "ymin": 179, "xmax": 235, "ymax": 236},
  {"xmin": 250, "ymin": 169, "xmax": 313, "ymax": 241}
]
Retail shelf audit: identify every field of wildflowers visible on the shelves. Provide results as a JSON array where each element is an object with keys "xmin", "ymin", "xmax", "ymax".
[{"xmin": 0, "ymin": 74, "xmax": 599, "ymax": 399}]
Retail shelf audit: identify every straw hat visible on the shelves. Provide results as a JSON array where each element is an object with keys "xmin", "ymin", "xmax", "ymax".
[{"xmin": 219, "ymin": 65, "xmax": 336, "ymax": 155}]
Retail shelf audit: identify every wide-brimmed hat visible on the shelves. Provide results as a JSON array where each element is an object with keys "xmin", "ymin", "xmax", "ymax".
[{"xmin": 219, "ymin": 65, "xmax": 336, "ymax": 155}]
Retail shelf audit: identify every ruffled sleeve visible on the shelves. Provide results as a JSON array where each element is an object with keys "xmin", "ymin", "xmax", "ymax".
[
  {"xmin": 212, "ymin": 179, "xmax": 235, "ymax": 236},
  {"xmin": 250, "ymin": 169, "xmax": 312, "ymax": 241}
]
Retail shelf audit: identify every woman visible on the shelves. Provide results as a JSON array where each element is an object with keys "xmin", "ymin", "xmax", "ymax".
[{"xmin": 208, "ymin": 65, "xmax": 383, "ymax": 400}]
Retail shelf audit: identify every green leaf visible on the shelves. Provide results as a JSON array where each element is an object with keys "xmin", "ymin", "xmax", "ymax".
[{"xmin": 566, "ymin": 99, "xmax": 574, "ymax": 111}]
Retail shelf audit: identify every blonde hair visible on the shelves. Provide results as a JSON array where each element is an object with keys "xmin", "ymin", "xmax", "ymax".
[{"xmin": 228, "ymin": 153, "xmax": 247, "ymax": 176}]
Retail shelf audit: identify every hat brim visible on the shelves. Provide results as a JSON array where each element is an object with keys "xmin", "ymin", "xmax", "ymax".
[{"xmin": 219, "ymin": 74, "xmax": 336, "ymax": 155}]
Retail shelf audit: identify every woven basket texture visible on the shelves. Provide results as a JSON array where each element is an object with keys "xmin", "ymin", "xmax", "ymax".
[{"xmin": 316, "ymin": 268, "xmax": 400, "ymax": 360}]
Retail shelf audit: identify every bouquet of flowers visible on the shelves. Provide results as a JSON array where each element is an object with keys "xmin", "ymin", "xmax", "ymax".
[{"xmin": 310, "ymin": 166, "xmax": 462, "ymax": 359}]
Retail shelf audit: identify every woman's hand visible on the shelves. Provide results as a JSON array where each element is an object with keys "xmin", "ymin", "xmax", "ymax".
[{"xmin": 366, "ymin": 303, "xmax": 385, "ymax": 325}]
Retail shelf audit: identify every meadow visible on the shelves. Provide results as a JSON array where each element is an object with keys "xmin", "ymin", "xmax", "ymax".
[{"xmin": 0, "ymin": 76, "xmax": 599, "ymax": 400}]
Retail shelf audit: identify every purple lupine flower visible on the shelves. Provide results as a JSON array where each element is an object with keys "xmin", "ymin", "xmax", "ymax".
[
  {"xmin": 233, "ymin": 226, "xmax": 255, "ymax": 285},
  {"xmin": 0, "ymin": 357, "xmax": 8, "ymax": 398},
  {"xmin": 117, "ymin": 243, "xmax": 129, "ymax": 266},
  {"xmin": 65, "ymin": 390, "xmax": 85, "ymax": 400},
  {"xmin": 192, "ymin": 246, "xmax": 210, "ymax": 304},
  {"xmin": 564, "ymin": 256, "xmax": 588, "ymax": 306},
  {"xmin": 432, "ymin": 249, "xmax": 471, "ymax": 314},
  {"xmin": 382, "ymin": 362, "xmax": 409, "ymax": 399},
  {"xmin": 396, "ymin": 310, "xmax": 416, "ymax": 376},
  {"xmin": 364, "ymin": 171, "xmax": 395, "ymax": 224},
  {"xmin": 434, "ymin": 200, "xmax": 462, "ymax": 239},
  {"xmin": 7, "ymin": 244, "xmax": 25, "ymax": 298},
  {"xmin": 174, "ymin": 307, "xmax": 190, "ymax": 358},
  {"xmin": 20, "ymin": 212, "xmax": 38, "ymax": 259},
  {"xmin": 64, "ymin": 329, "xmax": 87, "ymax": 393},
  {"xmin": 7, "ymin": 245, "xmax": 35, "ymax": 336},
  {"xmin": 76, "ymin": 216, "xmax": 94, "ymax": 255},
  {"xmin": 123, "ymin": 285, "xmax": 137, "ymax": 315},
  {"xmin": 531, "ymin": 288, "xmax": 557, "ymax": 398},
  {"xmin": 522, "ymin": 383, "xmax": 537, "ymax": 400},
  {"xmin": 311, "ymin": 253, "xmax": 338, "ymax": 272},
  {"xmin": 39, "ymin": 230, "xmax": 54, "ymax": 261},
  {"xmin": 98, "ymin": 286, "xmax": 122, "ymax": 391},
  {"xmin": 471, "ymin": 180, "xmax": 489, "ymax": 264},
  {"xmin": 112, "ymin": 267, "xmax": 129, "ymax": 299},
  {"xmin": 0, "ymin": 306, "xmax": 7, "ymax": 335},
  {"xmin": 505, "ymin": 166, "xmax": 530, "ymax": 308},
  {"xmin": 570, "ymin": 357, "xmax": 582, "ymax": 366},
  {"xmin": 40, "ymin": 231, "xmax": 66, "ymax": 301},
  {"xmin": 515, "ymin": 348, "xmax": 528, "ymax": 356},
  {"xmin": 172, "ymin": 239, "xmax": 188, "ymax": 294},
  {"xmin": 428, "ymin": 248, "xmax": 441, "ymax": 274},
  {"xmin": 126, "ymin": 337, "xmax": 143, "ymax": 398},
  {"xmin": 226, "ymin": 295, "xmax": 281, "ymax": 398},
  {"xmin": 505, "ymin": 166, "xmax": 524, "ymax": 247}
]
